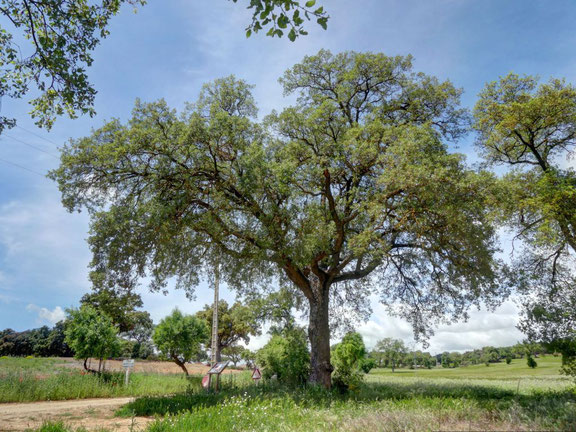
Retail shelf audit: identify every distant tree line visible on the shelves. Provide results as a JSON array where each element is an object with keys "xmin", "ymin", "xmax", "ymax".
[
  {"xmin": 366, "ymin": 338, "xmax": 554, "ymax": 371},
  {"xmin": 0, "ymin": 322, "xmax": 72, "ymax": 357}
]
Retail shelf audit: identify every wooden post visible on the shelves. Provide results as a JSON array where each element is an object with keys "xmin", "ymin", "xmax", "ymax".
[{"xmin": 209, "ymin": 262, "xmax": 220, "ymax": 391}]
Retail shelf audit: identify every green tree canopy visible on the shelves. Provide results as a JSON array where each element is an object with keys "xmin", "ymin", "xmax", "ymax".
[
  {"xmin": 221, "ymin": 344, "xmax": 245, "ymax": 367},
  {"xmin": 64, "ymin": 305, "xmax": 121, "ymax": 372},
  {"xmin": 51, "ymin": 50, "xmax": 504, "ymax": 387},
  {"xmin": 80, "ymin": 285, "xmax": 151, "ymax": 334},
  {"xmin": 474, "ymin": 73, "xmax": 576, "ymax": 375},
  {"xmin": 195, "ymin": 299, "xmax": 261, "ymax": 361},
  {"xmin": 152, "ymin": 308, "xmax": 209, "ymax": 376},
  {"xmin": 374, "ymin": 337, "xmax": 407, "ymax": 372},
  {"xmin": 0, "ymin": 0, "xmax": 327, "ymax": 132}
]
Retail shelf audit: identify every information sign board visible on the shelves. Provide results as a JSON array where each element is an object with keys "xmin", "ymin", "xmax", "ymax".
[{"xmin": 207, "ymin": 361, "xmax": 229, "ymax": 375}]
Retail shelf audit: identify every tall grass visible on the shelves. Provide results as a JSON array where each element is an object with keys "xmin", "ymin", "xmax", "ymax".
[
  {"xmin": 0, "ymin": 369, "xmax": 201, "ymax": 402},
  {"xmin": 19, "ymin": 355, "xmax": 576, "ymax": 431},
  {"xmin": 116, "ymin": 377, "xmax": 576, "ymax": 431}
]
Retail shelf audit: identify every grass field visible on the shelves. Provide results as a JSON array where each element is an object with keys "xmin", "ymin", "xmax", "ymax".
[
  {"xmin": 371, "ymin": 354, "xmax": 565, "ymax": 379},
  {"xmin": 7, "ymin": 355, "xmax": 576, "ymax": 431},
  {"xmin": 115, "ymin": 358, "xmax": 575, "ymax": 431},
  {"xmin": 0, "ymin": 357, "xmax": 202, "ymax": 402}
]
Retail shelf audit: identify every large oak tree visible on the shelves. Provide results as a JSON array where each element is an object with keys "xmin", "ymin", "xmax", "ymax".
[{"xmin": 51, "ymin": 51, "xmax": 503, "ymax": 387}]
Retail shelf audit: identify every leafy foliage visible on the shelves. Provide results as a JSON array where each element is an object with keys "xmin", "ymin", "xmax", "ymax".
[
  {"xmin": 222, "ymin": 344, "xmax": 246, "ymax": 366},
  {"xmin": 359, "ymin": 357, "xmax": 376, "ymax": 373},
  {"xmin": 195, "ymin": 300, "xmax": 261, "ymax": 357},
  {"xmin": 0, "ymin": 0, "xmax": 327, "ymax": 132},
  {"xmin": 0, "ymin": 0, "xmax": 145, "ymax": 131},
  {"xmin": 256, "ymin": 326, "xmax": 309, "ymax": 385},
  {"xmin": 373, "ymin": 338, "xmax": 407, "ymax": 372},
  {"xmin": 331, "ymin": 332, "xmax": 366, "ymax": 391},
  {"xmin": 152, "ymin": 308, "xmax": 209, "ymax": 376},
  {"xmin": 0, "ymin": 324, "xmax": 72, "ymax": 357},
  {"xmin": 474, "ymin": 74, "xmax": 576, "ymax": 377},
  {"xmin": 234, "ymin": 0, "xmax": 328, "ymax": 41},
  {"xmin": 50, "ymin": 50, "xmax": 504, "ymax": 387},
  {"xmin": 80, "ymin": 286, "xmax": 151, "ymax": 334},
  {"xmin": 64, "ymin": 305, "xmax": 120, "ymax": 370}
]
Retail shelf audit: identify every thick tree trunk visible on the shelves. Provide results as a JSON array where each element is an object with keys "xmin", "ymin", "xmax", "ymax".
[{"xmin": 308, "ymin": 290, "xmax": 333, "ymax": 388}]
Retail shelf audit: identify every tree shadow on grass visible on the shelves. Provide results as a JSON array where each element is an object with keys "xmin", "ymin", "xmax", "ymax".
[{"xmin": 117, "ymin": 379, "xmax": 576, "ymax": 429}]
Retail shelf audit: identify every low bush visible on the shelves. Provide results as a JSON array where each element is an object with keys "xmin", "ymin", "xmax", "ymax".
[
  {"xmin": 331, "ymin": 332, "xmax": 366, "ymax": 392},
  {"xmin": 256, "ymin": 327, "xmax": 309, "ymax": 386}
]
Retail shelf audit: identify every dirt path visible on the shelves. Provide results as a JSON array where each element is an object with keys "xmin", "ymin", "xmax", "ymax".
[{"xmin": 0, "ymin": 397, "xmax": 153, "ymax": 432}]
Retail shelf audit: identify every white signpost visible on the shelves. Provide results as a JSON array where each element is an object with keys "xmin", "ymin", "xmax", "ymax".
[{"xmin": 123, "ymin": 359, "xmax": 135, "ymax": 385}]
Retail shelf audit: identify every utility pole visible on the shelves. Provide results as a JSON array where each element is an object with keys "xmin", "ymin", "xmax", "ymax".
[{"xmin": 209, "ymin": 262, "xmax": 220, "ymax": 390}]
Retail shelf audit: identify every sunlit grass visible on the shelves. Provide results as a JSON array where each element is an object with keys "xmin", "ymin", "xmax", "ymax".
[
  {"xmin": 20, "ymin": 355, "xmax": 576, "ymax": 431},
  {"xmin": 370, "ymin": 355, "xmax": 565, "ymax": 380},
  {"xmin": 0, "ymin": 357, "xmax": 202, "ymax": 402}
]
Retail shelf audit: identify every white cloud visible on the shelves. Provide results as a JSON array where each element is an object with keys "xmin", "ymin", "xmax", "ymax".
[
  {"xmin": 26, "ymin": 304, "xmax": 66, "ymax": 326},
  {"xmin": 355, "ymin": 300, "xmax": 524, "ymax": 355}
]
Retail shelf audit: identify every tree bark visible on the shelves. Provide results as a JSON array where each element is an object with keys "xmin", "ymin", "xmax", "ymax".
[
  {"xmin": 172, "ymin": 354, "xmax": 189, "ymax": 376},
  {"xmin": 307, "ymin": 287, "xmax": 333, "ymax": 388}
]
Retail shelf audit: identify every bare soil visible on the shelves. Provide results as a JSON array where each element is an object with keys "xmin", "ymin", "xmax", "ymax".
[
  {"xmin": 56, "ymin": 357, "xmax": 242, "ymax": 375},
  {"xmin": 0, "ymin": 397, "xmax": 152, "ymax": 432}
]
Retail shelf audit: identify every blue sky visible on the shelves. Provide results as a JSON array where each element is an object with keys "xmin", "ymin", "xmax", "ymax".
[{"xmin": 1, "ymin": 0, "xmax": 576, "ymax": 353}]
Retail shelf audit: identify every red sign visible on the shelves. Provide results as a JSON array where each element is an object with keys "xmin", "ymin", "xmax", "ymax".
[
  {"xmin": 202, "ymin": 374, "xmax": 210, "ymax": 389},
  {"xmin": 251, "ymin": 368, "xmax": 262, "ymax": 380}
]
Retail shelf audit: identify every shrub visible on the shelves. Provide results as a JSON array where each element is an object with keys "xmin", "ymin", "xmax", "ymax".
[
  {"xmin": 332, "ymin": 332, "xmax": 366, "ymax": 392},
  {"xmin": 256, "ymin": 327, "xmax": 309, "ymax": 386},
  {"xmin": 527, "ymin": 355, "xmax": 538, "ymax": 368},
  {"xmin": 359, "ymin": 357, "xmax": 376, "ymax": 374}
]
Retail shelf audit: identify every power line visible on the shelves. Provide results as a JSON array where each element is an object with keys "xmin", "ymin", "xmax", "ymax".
[
  {"xmin": 15, "ymin": 125, "xmax": 61, "ymax": 147},
  {"xmin": 3, "ymin": 134, "xmax": 60, "ymax": 159},
  {"xmin": 0, "ymin": 157, "xmax": 45, "ymax": 177}
]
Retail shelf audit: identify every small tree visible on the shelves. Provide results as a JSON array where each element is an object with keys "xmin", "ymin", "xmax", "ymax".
[
  {"xmin": 153, "ymin": 309, "xmax": 209, "ymax": 376},
  {"xmin": 65, "ymin": 306, "xmax": 121, "ymax": 372},
  {"xmin": 195, "ymin": 301, "xmax": 260, "ymax": 362},
  {"xmin": 242, "ymin": 348, "xmax": 257, "ymax": 369},
  {"xmin": 222, "ymin": 345, "xmax": 245, "ymax": 367},
  {"xmin": 527, "ymin": 354, "xmax": 538, "ymax": 369},
  {"xmin": 375, "ymin": 338, "xmax": 407, "ymax": 372}
]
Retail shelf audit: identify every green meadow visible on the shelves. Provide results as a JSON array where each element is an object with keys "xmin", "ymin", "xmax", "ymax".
[
  {"xmin": 0, "ymin": 357, "xmax": 199, "ymax": 403},
  {"xmin": 22, "ymin": 355, "xmax": 576, "ymax": 432}
]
